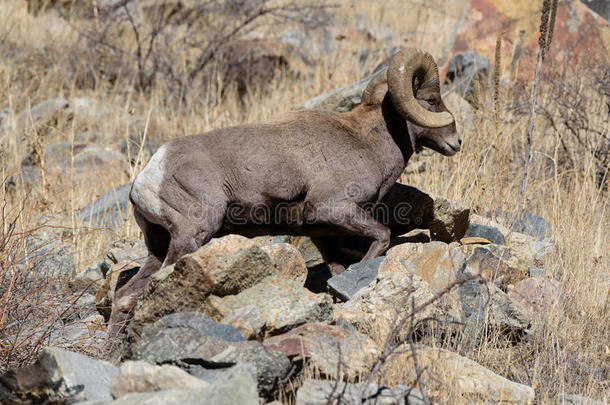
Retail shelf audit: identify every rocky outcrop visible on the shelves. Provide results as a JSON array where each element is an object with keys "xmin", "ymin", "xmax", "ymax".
[{"xmin": 264, "ymin": 323, "xmax": 379, "ymax": 380}]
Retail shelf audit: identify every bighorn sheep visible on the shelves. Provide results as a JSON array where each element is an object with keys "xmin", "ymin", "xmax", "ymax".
[{"xmin": 109, "ymin": 48, "xmax": 461, "ymax": 338}]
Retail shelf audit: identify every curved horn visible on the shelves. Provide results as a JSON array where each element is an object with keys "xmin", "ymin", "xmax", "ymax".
[
  {"xmin": 361, "ymin": 68, "xmax": 387, "ymax": 105},
  {"xmin": 387, "ymin": 48, "xmax": 454, "ymax": 128}
]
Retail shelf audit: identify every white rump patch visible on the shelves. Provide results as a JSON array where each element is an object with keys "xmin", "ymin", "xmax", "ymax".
[{"xmin": 131, "ymin": 144, "xmax": 167, "ymax": 221}]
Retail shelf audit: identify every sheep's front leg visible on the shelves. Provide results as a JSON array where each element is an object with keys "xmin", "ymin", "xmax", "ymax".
[{"xmin": 306, "ymin": 200, "xmax": 391, "ymax": 262}]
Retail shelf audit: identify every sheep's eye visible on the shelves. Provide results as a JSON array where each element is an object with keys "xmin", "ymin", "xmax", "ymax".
[{"xmin": 426, "ymin": 99, "xmax": 437, "ymax": 105}]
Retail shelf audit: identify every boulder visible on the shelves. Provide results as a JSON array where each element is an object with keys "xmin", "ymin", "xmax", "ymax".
[
  {"xmin": 396, "ymin": 346, "xmax": 534, "ymax": 404},
  {"xmin": 296, "ymin": 379, "xmax": 425, "ymax": 405},
  {"xmin": 1, "ymin": 98, "xmax": 68, "ymax": 134},
  {"xmin": 260, "ymin": 243, "xmax": 308, "ymax": 285},
  {"xmin": 132, "ymin": 312, "xmax": 289, "ymax": 396},
  {"xmin": 460, "ymin": 244, "xmax": 530, "ymax": 288},
  {"xmin": 110, "ymin": 361, "xmax": 208, "ymax": 398},
  {"xmin": 76, "ymin": 184, "xmax": 132, "ymax": 228},
  {"xmin": 507, "ymin": 276, "xmax": 561, "ymax": 313},
  {"xmin": 464, "ymin": 222, "xmax": 506, "ymax": 245},
  {"xmin": 105, "ymin": 240, "xmax": 148, "ymax": 266},
  {"xmin": 19, "ymin": 234, "xmax": 74, "ymax": 283},
  {"xmin": 130, "ymin": 235, "xmax": 274, "ymax": 339},
  {"xmin": 106, "ymin": 364, "xmax": 258, "ymax": 405},
  {"xmin": 492, "ymin": 211, "xmax": 552, "ymax": 240},
  {"xmin": 264, "ymin": 323, "xmax": 379, "ymax": 380},
  {"xmin": 444, "ymin": 51, "xmax": 489, "ymax": 99},
  {"xmin": 458, "ymin": 278, "xmax": 531, "ymax": 338},
  {"xmin": 0, "ymin": 347, "xmax": 117, "ymax": 404},
  {"xmin": 204, "ymin": 276, "xmax": 333, "ymax": 338},
  {"xmin": 295, "ymin": 69, "xmax": 381, "ymax": 112},
  {"xmin": 377, "ymin": 242, "xmax": 467, "ymax": 321},
  {"xmin": 334, "ymin": 270, "xmax": 442, "ymax": 340},
  {"xmin": 287, "ymin": 236, "xmax": 325, "ymax": 268},
  {"xmin": 327, "ymin": 257, "xmax": 384, "ymax": 301},
  {"xmin": 70, "ymin": 262, "xmax": 106, "ymax": 291}
]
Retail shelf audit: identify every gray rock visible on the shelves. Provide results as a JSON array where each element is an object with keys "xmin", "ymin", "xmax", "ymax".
[
  {"xmin": 580, "ymin": 0, "xmax": 609, "ymax": 21},
  {"xmin": 458, "ymin": 278, "xmax": 531, "ymax": 339},
  {"xmin": 206, "ymin": 275, "xmax": 333, "ymax": 338},
  {"xmin": 296, "ymin": 379, "xmax": 425, "ymax": 405},
  {"xmin": 464, "ymin": 223, "xmax": 506, "ymax": 245},
  {"xmin": 105, "ymin": 240, "xmax": 148, "ymax": 266},
  {"xmin": 559, "ymin": 392, "xmax": 606, "ymax": 405},
  {"xmin": 2, "ymin": 98, "xmax": 68, "ymax": 134},
  {"xmin": 492, "ymin": 211, "xmax": 552, "ymax": 240},
  {"xmin": 444, "ymin": 51, "xmax": 489, "ymax": 99},
  {"xmin": 0, "ymin": 347, "xmax": 117, "ymax": 404},
  {"xmin": 71, "ymin": 262, "xmax": 106, "ymax": 291},
  {"xmin": 110, "ymin": 361, "xmax": 209, "ymax": 398},
  {"xmin": 105, "ymin": 363, "xmax": 259, "ymax": 405},
  {"xmin": 22, "ymin": 234, "xmax": 74, "ymax": 281},
  {"xmin": 76, "ymin": 183, "xmax": 131, "ymax": 228},
  {"xmin": 138, "ymin": 312, "xmax": 246, "ymax": 345},
  {"xmin": 327, "ymin": 256, "xmax": 383, "ymax": 301},
  {"xmin": 132, "ymin": 312, "xmax": 289, "ymax": 397}
]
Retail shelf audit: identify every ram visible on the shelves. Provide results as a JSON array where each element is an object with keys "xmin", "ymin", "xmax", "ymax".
[{"xmin": 109, "ymin": 48, "xmax": 462, "ymax": 337}]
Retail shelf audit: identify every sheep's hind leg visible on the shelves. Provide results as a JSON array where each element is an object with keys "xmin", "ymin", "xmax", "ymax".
[{"xmin": 307, "ymin": 200, "xmax": 391, "ymax": 262}]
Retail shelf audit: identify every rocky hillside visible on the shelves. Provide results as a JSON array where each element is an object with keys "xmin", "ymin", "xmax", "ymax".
[
  {"xmin": 0, "ymin": 0, "xmax": 608, "ymax": 404},
  {"xmin": 1, "ymin": 196, "xmax": 565, "ymax": 404}
]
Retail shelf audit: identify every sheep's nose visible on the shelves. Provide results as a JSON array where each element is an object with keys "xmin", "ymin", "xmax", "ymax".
[{"xmin": 458, "ymin": 138, "xmax": 463, "ymax": 146}]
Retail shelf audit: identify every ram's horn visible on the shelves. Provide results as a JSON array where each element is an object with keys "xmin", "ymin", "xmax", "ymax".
[{"xmin": 387, "ymin": 48, "xmax": 454, "ymax": 128}]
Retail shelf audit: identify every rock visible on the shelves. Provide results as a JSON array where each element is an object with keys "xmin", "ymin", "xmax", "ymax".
[
  {"xmin": 380, "ymin": 184, "xmax": 470, "ymax": 243},
  {"xmin": 109, "ymin": 361, "xmax": 208, "ymax": 398},
  {"xmin": 494, "ymin": 211, "xmax": 552, "ymax": 240},
  {"xmin": 444, "ymin": 51, "xmax": 489, "ymax": 100},
  {"xmin": 507, "ymin": 277, "xmax": 561, "ymax": 313},
  {"xmin": 260, "ymin": 243, "xmax": 307, "ymax": 285},
  {"xmin": 334, "ymin": 270, "xmax": 441, "ymax": 339},
  {"xmin": 18, "ymin": 142, "xmax": 128, "ymax": 191},
  {"xmin": 559, "ymin": 392, "xmax": 606, "ymax": 405},
  {"xmin": 70, "ymin": 262, "xmax": 106, "ymax": 291},
  {"xmin": 296, "ymin": 379, "xmax": 425, "ymax": 405},
  {"xmin": 130, "ymin": 235, "xmax": 274, "ymax": 338},
  {"xmin": 132, "ymin": 312, "xmax": 288, "ymax": 396},
  {"xmin": 379, "ymin": 242, "xmax": 467, "ymax": 292},
  {"xmin": 458, "ymin": 278, "xmax": 531, "ymax": 338},
  {"xmin": 288, "ymin": 236, "xmax": 325, "ymax": 268},
  {"xmin": 76, "ymin": 183, "xmax": 132, "ymax": 228},
  {"xmin": 460, "ymin": 244, "xmax": 530, "ymax": 288},
  {"xmin": 397, "ymin": 346, "xmax": 534, "ymax": 404},
  {"xmin": 264, "ymin": 323, "xmax": 379, "ymax": 380},
  {"xmin": 380, "ymin": 242, "xmax": 467, "ymax": 320},
  {"xmin": 464, "ymin": 222, "xmax": 506, "ymax": 245},
  {"xmin": 295, "ymin": 69, "xmax": 381, "ymax": 112},
  {"xmin": 21, "ymin": 234, "xmax": 75, "ymax": 281},
  {"xmin": 327, "ymin": 257, "xmax": 383, "ymax": 301},
  {"xmin": 204, "ymin": 276, "xmax": 333, "ymax": 338},
  {"xmin": 0, "ymin": 347, "xmax": 117, "ymax": 404},
  {"xmin": 580, "ymin": 0, "xmax": 610, "ymax": 21},
  {"xmin": 443, "ymin": 0, "xmax": 610, "ymax": 81},
  {"xmin": 105, "ymin": 240, "xmax": 148, "ymax": 266},
  {"xmin": 106, "ymin": 363, "xmax": 259, "ymax": 405},
  {"xmin": 1, "ymin": 98, "xmax": 68, "ymax": 134},
  {"xmin": 95, "ymin": 260, "xmax": 141, "ymax": 322}
]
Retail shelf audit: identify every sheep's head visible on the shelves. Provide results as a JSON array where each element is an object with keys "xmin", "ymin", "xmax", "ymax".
[{"xmin": 364, "ymin": 48, "xmax": 462, "ymax": 156}]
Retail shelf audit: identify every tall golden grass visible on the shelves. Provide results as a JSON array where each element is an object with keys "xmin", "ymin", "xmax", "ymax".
[{"xmin": 0, "ymin": 0, "xmax": 608, "ymax": 402}]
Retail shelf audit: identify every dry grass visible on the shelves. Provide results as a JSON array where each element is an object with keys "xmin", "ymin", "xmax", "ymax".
[{"xmin": 0, "ymin": 0, "xmax": 608, "ymax": 403}]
